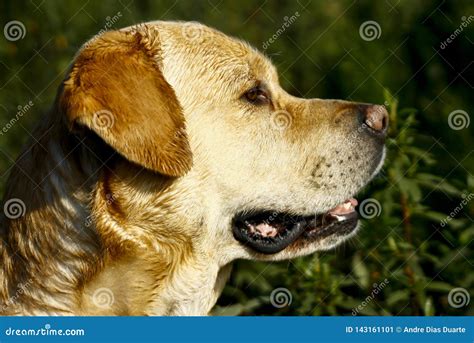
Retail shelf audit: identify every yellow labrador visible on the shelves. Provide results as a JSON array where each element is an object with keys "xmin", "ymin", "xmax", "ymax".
[{"xmin": 0, "ymin": 21, "xmax": 387, "ymax": 315}]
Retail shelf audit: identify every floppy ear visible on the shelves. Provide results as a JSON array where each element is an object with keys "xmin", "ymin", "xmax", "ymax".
[{"xmin": 59, "ymin": 26, "xmax": 192, "ymax": 177}]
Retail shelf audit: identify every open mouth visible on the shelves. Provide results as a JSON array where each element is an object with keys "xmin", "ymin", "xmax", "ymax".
[{"xmin": 232, "ymin": 198, "xmax": 358, "ymax": 254}]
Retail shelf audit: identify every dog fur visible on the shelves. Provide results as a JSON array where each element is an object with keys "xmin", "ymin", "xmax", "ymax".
[{"xmin": 0, "ymin": 21, "xmax": 386, "ymax": 315}]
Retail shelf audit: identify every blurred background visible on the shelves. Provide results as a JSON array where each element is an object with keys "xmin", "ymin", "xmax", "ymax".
[{"xmin": 0, "ymin": 0, "xmax": 472, "ymax": 315}]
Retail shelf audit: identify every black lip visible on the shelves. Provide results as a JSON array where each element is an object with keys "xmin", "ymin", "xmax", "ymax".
[
  {"xmin": 232, "ymin": 210, "xmax": 358, "ymax": 254},
  {"xmin": 303, "ymin": 211, "xmax": 358, "ymax": 239}
]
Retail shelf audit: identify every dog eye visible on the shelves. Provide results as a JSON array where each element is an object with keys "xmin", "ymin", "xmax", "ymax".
[{"xmin": 243, "ymin": 87, "xmax": 270, "ymax": 105}]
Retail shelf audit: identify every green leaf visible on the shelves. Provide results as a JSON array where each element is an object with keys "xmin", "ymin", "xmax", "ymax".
[
  {"xmin": 416, "ymin": 175, "xmax": 463, "ymax": 196},
  {"xmin": 387, "ymin": 236, "xmax": 399, "ymax": 253},
  {"xmin": 425, "ymin": 281, "xmax": 454, "ymax": 292},
  {"xmin": 460, "ymin": 226, "xmax": 474, "ymax": 244},
  {"xmin": 352, "ymin": 253, "xmax": 370, "ymax": 289},
  {"xmin": 386, "ymin": 290, "xmax": 410, "ymax": 307},
  {"xmin": 398, "ymin": 178, "xmax": 422, "ymax": 202},
  {"xmin": 424, "ymin": 297, "xmax": 435, "ymax": 316},
  {"xmin": 212, "ymin": 298, "xmax": 263, "ymax": 316}
]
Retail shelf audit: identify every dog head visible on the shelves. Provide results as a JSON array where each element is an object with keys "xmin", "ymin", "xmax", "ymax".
[{"xmin": 60, "ymin": 21, "xmax": 387, "ymax": 264}]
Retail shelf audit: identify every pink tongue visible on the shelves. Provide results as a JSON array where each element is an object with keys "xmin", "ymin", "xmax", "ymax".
[
  {"xmin": 251, "ymin": 222, "xmax": 279, "ymax": 237},
  {"xmin": 328, "ymin": 198, "xmax": 358, "ymax": 215}
]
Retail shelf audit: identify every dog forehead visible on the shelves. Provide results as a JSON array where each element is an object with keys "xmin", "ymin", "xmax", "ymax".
[
  {"xmin": 150, "ymin": 21, "xmax": 278, "ymax": 82},
  {"xmin": 157, "ymin": 21, "xmax": 251, "ymax": 56}
]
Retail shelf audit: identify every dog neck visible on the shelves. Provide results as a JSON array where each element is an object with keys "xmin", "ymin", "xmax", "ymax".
[
  {"xmin": 84, "ymin": 160, "xmax": 230, "ymax": 315},
  {"xmin": 0, "ymin": 114, "xmax": 108, "ymax": 314},
  {"xmin": 0, "ymin": 112, "xmax": 230, "ymax": 315}
]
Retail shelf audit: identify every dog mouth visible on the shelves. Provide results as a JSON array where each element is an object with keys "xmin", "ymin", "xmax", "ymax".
[{"xmin": 232, "ymin": 198, "xmax": 358, "ymax": 254}]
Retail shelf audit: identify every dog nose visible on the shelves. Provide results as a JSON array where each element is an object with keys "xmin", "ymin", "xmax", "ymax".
[{"xmin": 361, "ymin": 104, "xmax": 388, "ymax": 135}]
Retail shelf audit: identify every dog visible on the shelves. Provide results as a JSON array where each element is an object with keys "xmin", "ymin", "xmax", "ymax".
[{"xmin": 0, "ymin": 21, "xmax": 387, "ymax": 315}]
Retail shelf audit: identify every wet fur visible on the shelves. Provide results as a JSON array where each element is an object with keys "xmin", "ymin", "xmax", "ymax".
[{"xmin": 0, "ymin": 21, "xmax": 385, "ymax": 315}]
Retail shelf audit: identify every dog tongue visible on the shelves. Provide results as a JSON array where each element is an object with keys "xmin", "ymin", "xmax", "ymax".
[
  {"xmin": 328, "ymin": 198, "xmax": 358, "ymax": 215},
  {"xmin": 250, "ymin": 222, "xmax": 279, "ymax": 237}
]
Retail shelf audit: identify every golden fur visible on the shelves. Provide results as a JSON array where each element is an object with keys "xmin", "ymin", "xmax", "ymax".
[{"xmin": 0, "ymin": 21, "xmax": 386, "ymax": 315}]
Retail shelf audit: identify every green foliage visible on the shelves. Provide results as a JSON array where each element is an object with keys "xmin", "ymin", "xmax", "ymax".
[
  {"xmin": 1, "ymin": 0, "xmax": 472, "ymax": 316},
  {"xmin": 216, "ymin": 91, "xmax": 473, "ymax": 315}
]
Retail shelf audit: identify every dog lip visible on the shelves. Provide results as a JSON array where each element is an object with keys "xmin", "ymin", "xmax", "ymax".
[
  {"xmin": 233, "ymin": 217, "xmax": 309, "ymax": 254},
  {"xmin": 232, "ymin": 199, "xmax": 359, "ymax": 254},
  {"xmin": 302, "ymin": 211, "xmax": 358, "ymax": 240},
  {"xmin": 304, "ymin": 210, "xmax": 358, "ymax": 236},
  {"xmin": 327, "ymin": 198, "xmax": 358, "ymax": 215}
]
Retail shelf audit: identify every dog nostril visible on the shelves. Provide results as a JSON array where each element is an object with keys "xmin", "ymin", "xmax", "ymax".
[{"xmin": 362, "ymin": 104, "xmax": 389, "ymax": 134}]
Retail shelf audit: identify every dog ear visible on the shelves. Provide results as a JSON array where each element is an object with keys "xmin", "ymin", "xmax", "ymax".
[{"xmin": 59, "ymin": 26, "xmax": 192, "ymax": 177}]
